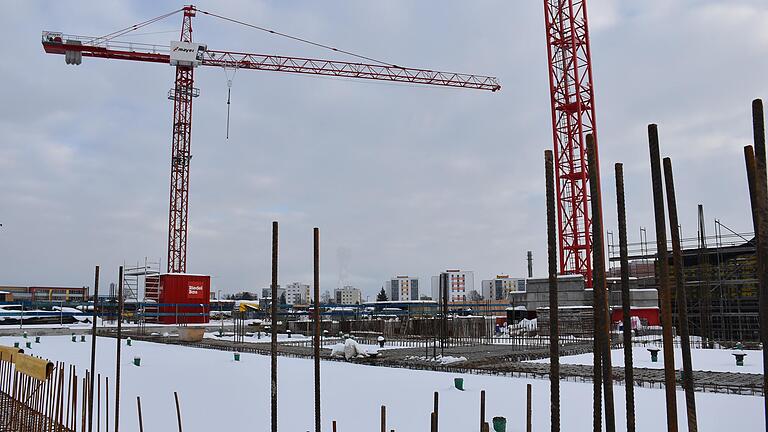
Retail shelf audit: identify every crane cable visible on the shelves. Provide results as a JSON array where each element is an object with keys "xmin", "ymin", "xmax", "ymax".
[
  {"xmin": 89, "ymin": 8, "xmax": 184, "ymax": 46},
  {"xmin": 196, "ymin": 8, "xmax": 397, "ymax": 67},
  {"xmin": 223, "ymin": 66, "xmax": 239, "ymax": 140}
]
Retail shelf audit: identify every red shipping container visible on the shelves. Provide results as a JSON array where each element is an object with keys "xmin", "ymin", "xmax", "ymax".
[{"xmin": 158, "ymin": 274, "xmax": 210, "ymax": 324}]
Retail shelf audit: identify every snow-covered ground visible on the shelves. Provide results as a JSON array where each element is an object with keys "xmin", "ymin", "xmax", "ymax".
[
  {"xmin": 405, "ymin": 355, "xmax": 468, "ymax": 365},
  {"xmin": 530, "ymin": 347, "xmax": 763, "ymax": 374},
  {"xmin": 2, "ymin": 335, "xmax": 762, "ymax": 431},
  {"xmin": 204, "ymin": 330, "xmax": 313, "ymax": 342}
]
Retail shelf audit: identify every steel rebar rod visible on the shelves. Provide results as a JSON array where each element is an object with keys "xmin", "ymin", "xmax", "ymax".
[
  {"xmin": 72, "ymin": 372, "xmax": 78, "ymax": 431},
  {"xmin": 381, "ymin": 405, "xmax": 386, "ymax": 432},
  {"xmin": 271, "ymin": 221, "xmax": 279, "ymax": 432},
  {"xmin": 314, "ymin": 227, "xmax": 321, "ymax": 432},
  {"xmin": 615, "ymin": 162, "xmax": 636, "ymax": 432},
  {"xmin": 66, "ymin": 366, "xmax": 72, "ymax": 428},
  {"xmin": 174, "ymin": 391, "xmax": 183, "ymax": 432},
  {"xmin": 82, "ymin": 374, "xmax": 88, "ymax": 432},
  {"xmin": 136, "ymin": 397, "xmax": 143, "ymax": 432},
  {"xmin": 587, "ymin": 134, "xmax": 616, "ymax": 432},
  {"xmin": 545, "ymin": 149, "xmax": 560, "ymax": 432},
  {"xmin": 696, "ymin": 205, "xmax": 711, "ymax": 347},
  {"xmin": 105, "ymin": 375, "xmax": 109, "ymax": 432},
  {"xmin": 663, "ymin": 157, "xmax": 698, "ymax": 431},
  {"xmin": 114, "ymin": 266, "xmax": 123, "ymax": 432},
  {"xmin": 750, "ymin": 99, "xmax": 768, "ymax": 424},
  {"xmin": 593, "ymin": 256, "xmax": 602, "ymax": 432},
  {"xmin": 648, "ymin": 124, "xmax": 679, "ymax": 432},
  {"xmin": 89, "ymin": 265, "xmax": 99, "ymax": 432},
  {"xmin": 56, "ymin": 366, "xmax": 64, "ymax": 432},
  {"xmin": 97, "ymin": 374, "xmax": 101, "ymax": 432},
  {"xmin": 442, "ymin": 273, "xmax": 448, "ymax": 357},
  {"xmin": 480, "ymin": 390, "xmax": 485, "ymax": 432},
  {"xmin": 433, "ymin": 391, "xmax": 439, "ymax": 432},
  {"xmin": 527, "ymin": 383, "xmax": 532, "ymax": 432}
]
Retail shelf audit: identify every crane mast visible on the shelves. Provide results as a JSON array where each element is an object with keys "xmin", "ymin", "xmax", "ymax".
[
  {"xmin": 41, "ymin": 5, "xmax": 500, "ymax": 274},
  {"xmin": 167, "ymin": 6, "xmax": 196, "ymax": 273},
  {"xmin": 543, "ymin": 0, "xmax": 601, "ymax": 287}
]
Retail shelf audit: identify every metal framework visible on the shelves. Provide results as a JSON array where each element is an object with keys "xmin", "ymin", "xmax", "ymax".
[
  {"xmin": 41, "ymin": 5, "xmax": 500, "ymax": 273},
  {"xmin": 608, "ymin": 225, "xmax": 760, "ymax": 342},
  {"xmin": 543, "ymin": 0, "xmax": 600, "ymax": 286},
  {"xmin": 166, "ymin": 8, "xmax": 196, "ymax": 272}
]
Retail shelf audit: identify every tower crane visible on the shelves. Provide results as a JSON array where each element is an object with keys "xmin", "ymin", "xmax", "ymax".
[
  {"xmin": 542, "ymin": 0, "xmax": 602, "ymax": 287},
  {"xmin": 42, "ymin": 5, "xmax": 501, "ymax": 274}
]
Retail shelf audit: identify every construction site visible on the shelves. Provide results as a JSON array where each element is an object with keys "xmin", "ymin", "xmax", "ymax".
[{"xmin": 0, "ymin": 1, "xmax": 766, "ymax": 431}]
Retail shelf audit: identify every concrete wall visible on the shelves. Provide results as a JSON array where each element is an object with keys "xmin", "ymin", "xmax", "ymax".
[
  {"xmin": 519, "ymin": 275, "xmax": 587, "ymax": 310},
  {"xmin": 509, "ymin": 275, "xmax": 659, "ymax": 313}
]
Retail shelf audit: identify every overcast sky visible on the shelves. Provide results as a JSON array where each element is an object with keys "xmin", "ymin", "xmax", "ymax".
[{"xmin": 1, "ymin": 1, "xmax": 766, "ymax": 298}]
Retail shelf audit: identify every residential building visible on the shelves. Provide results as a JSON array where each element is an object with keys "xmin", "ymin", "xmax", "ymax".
[
  {"xmin": 284, "ymin": 282, "xmax": 311, "ymax": 305},
  {"xmin": 0, "ymin": 286, "xmax": 88, "ymax": 302},
  {"xmin": 334, "ymin": 286, "xmax": 362, "ymax": 305},
  {"xmin": 481, "ymin": 275, "xmax": 526, "ymax": 300},
  {"xmin": 261, "ymin": 286, "xmax": 286, "ymax": 303},
  {"xmin": 385, "ymin": 276, "xmax": 419, "ymax": 301},
  {"xmin": 430, "ymin": 270, "xmax": 474, "ymax": 303}
]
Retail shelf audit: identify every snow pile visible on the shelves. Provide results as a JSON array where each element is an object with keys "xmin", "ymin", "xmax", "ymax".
[
  {"xmin": 330, "ymin": 338, "xmax": 377, "ymax": 360},
  {"xmin": 406, "ymin": 355, "xmax": 467, "ymax": 365},
  {"xmin": 506, "ymin": 318, "xmax": 537, "ymax": 336}
]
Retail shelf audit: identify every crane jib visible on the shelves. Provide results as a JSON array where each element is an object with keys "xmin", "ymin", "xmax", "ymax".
[{"xmin": 41, "ymin": 33, "xmax": 500, "ymax": 92}]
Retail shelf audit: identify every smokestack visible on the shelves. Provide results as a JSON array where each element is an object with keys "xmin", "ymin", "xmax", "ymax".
[{"xmin": 527, "ymin": 251, "xmax": 533, "ymax": 278}]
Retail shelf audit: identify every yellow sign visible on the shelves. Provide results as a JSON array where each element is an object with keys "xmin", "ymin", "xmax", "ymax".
[{"xmin": 238, "ymin": 301, "xmax": 260, "ymax": 312}]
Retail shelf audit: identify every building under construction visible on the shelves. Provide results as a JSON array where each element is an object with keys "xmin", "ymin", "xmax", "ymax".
[{"xmin": 608, "ymin": 217, "xmax": 759, "ymax": 343}]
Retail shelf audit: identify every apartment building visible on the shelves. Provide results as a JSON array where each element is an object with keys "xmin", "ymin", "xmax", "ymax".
[
  {"xmin": 284, "ymin": 282, "xmax": 311, "ymax": 305},
  {"xmin": 385, "ymin": 276, "xmax": 419, "ymax": 301},
  {"xmin": 481, "ymin": 275, "xmax": 526, "ymax": 300},
  {"xmin": 334, "ymin": 286, "xmax": 362, "ymax": 305},
  {"xmin": 430, "ymin": 270, "xmax": 474, "ymax": 303}
]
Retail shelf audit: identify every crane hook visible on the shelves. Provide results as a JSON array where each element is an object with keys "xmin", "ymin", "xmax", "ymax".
[
  {"xmin": 224, "ymin": 67, "xmax": 238, "ymax": 140},
  {"xmin": 226, "ymin": 83, "xmax": 232, "ymax": 140}
]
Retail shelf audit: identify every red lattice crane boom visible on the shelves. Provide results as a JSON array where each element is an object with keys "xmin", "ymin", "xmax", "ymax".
[
  {"xmin": 42, "ymin": 5, "xmax": 501, "ymax": 273},
  {"xmin": 542, "ymin": 0, "xmax": 601, "ymax": 287}
]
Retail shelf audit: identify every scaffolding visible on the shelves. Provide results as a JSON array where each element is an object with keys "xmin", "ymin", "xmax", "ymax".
[
  {"xmin": 608, "ymin": 220, "xmax": 758, "ymax": 343},
  {"xmin": 123, "ymin": 258, "xmax": 161, "ymax": 301},
  {"xmin": 123, "ymin": 258, "xmax": 161, "ymax": 327}
]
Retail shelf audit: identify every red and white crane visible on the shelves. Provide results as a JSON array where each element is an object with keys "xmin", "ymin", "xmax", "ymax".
[
  {"xmin": 42, "ymin": 5, "xmax": 501, "ymax": 274},
  {"xmin": 542, "ymin": 0, "xmax": 602, "ymax": 287}
]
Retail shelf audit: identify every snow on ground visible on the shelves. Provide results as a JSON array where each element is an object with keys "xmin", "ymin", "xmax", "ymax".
[
  {"xmin": 204, "ymin": 331, "xmax": 313, "ymax": 342},
  {"xmin": 327, "ymin": 342, "xmax": 392, "ymax": 354},
  {"xmin": 405, "ymin": 355, "xmax": 468, "ymax": 365},
  {"xmin": 2, "ymin": 335, "xmax": 762, "ymax": 431},
  {"xmin": 530, "ymin": 347, "xmax": 764, "ymax": 374}
]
